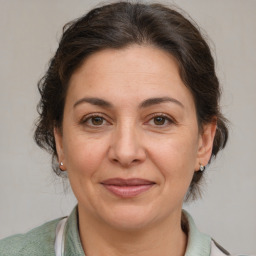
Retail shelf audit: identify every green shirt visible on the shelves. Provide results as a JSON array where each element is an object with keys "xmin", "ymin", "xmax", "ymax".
[{"xmin": 0, "ymin": 207, "xmax": 227, "ymax": 256}]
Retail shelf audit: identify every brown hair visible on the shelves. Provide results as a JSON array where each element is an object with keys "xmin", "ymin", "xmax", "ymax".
[{"xmin": 34, "ymin": 1, "xmax": 228, "ymax": 200}]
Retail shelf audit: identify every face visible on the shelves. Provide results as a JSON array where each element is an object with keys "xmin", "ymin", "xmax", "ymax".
[{"xmin": 55, "ymin": 45, "xmax": 215, "ymax": 230}]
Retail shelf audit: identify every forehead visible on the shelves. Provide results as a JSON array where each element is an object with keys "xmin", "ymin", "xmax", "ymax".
[{"xmin": 67, "ymin": 45, "xmax": 195, "ymax": 109}]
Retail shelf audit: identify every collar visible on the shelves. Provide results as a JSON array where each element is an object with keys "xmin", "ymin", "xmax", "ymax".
[
  {"xmin": 64, "ymin": 207, "xmax": 211, "ymax": 256},
  {"xmin": 64, "ymin": 206, "xmax": 85, "ymax": 256},
  {"xmin": 183, "ymin": 209, "xmax": 211, "ymax": 256}
]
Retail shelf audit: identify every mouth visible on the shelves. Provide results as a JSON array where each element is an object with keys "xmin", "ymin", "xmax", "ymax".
[{"xmin": 100, "ymin": 178, "xmax": 156, "ymax": 198}]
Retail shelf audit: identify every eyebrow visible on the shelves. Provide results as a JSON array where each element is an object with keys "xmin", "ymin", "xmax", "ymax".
[
  {"xmin": 73, "ymin": 97, "xmax": 113, "ymax": 108},
  {"xmin": 73, "ymin": 96, "xmax": 184, "ymax": 109},
  {"xmin": 139, "ymin": 97, "xmax": 184, "ymax": 108}
]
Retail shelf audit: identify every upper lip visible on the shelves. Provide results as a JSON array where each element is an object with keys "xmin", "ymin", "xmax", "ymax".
[{"xmin": 101, "ymin": 178, "xmax": 155, "ymax": 186}]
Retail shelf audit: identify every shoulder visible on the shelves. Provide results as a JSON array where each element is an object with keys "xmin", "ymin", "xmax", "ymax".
[
  {"xmin": 182, "ymin": 210, "xmax": 250, "ymax": 256},
  {"xmin": 211, "ymin": 238, "xmax": 252, "ymax": 256},
  {"xmin": 0, "ymin": 217, "xmax": 62, "ymax": 256},
  {"xmin": 211, "ymin": 239, "xmax": 231, "ymax": 256}
]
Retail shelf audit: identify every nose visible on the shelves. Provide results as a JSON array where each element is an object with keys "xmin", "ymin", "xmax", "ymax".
[{"xmin": 108, "ymin": 122, "xmax": 146, "ymax": 168}]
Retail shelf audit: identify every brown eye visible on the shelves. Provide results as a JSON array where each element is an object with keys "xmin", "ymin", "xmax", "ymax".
[
  {"xmin": 81, "ymin": 114, "xmax": 109, "ymax": 128},
  {"xmin": 153, "ymin": 116, "xmax": 166, "ymax": 125},
  {"xmin": 91, "ymin": 116, "xmax": 104, "ymax": 125}
]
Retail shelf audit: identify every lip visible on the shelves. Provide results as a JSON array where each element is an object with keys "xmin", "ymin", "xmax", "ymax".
[{"xmin": 101, "ymin": 178, "xmax": 155, "ymax": 198}]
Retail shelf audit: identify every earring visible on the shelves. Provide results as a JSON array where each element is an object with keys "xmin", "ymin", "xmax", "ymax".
[
  {"xmin": 199, "ymin": 164, "xmax": 205, "ymax": 172},
  {"xmin": 59, "ymin": 162, "xmax": 65, "ymax": 171}
]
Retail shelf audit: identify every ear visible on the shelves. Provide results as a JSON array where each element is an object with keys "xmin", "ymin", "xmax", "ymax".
[
  {"xmin": 54, "ymin": 127, "xmax": 66, "ymax": 170},
  {"xmin": 195, "ymin": 119, "xmax": 217, "ymax": 171}
]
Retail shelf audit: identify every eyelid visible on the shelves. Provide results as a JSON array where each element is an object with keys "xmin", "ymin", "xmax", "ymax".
[
  {"xmin": 79, "ymin": 112, "xmax": 176, "ymax": 127},
  {"xmin": 80, "ymin": 112, "xmax": 112, "ymax": 126},
  {"xmin": 145, "ymin": 113, "xmax": 177, "ymax": 126}
]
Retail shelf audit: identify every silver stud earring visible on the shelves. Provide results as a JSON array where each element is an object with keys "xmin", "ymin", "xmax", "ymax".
[
  {"xmin": 199, "ymin": 164, "xmax": 205, "ymax": 172},
  {"xmin": 59, "ymin": 162, "xmax": 64, "ymax": 171}
]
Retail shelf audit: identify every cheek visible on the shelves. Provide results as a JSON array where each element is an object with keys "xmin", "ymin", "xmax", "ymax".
[
  {"xmin": 63, "ymin": 134, "xmax": 109, "ymax": 178},
  {"xmin": 148, "ymin": 133, "xmax": 198, "ymax": 183}
]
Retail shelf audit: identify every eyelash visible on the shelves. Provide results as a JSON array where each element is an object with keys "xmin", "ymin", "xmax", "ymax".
[
  {"xmin": 146, "ymin": 113, "xmax": 176, "ymax": 127},
  {"xmin": 80, "ymin": 113, "xmax": 110, "ymax": 127},
  {"xmin": 80, "ymin": 113, "xmax": 176, "ymax": 128}
]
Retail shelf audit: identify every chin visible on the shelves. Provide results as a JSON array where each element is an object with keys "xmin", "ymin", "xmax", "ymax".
[{"xmin": 99, "ymin": 205, "xmax": 160, "ymax": 231}]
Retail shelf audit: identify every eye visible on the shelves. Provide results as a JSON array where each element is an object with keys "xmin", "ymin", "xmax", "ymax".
[
  {"xmin": 153, "ymin": 116, "xmax": 167, "ymax": 125},
  {"xmin": 90, "ymin": 116, "xmax": 104, "ymax": 126},
  {"xmin": 147, "ymin": 114, "xmax": 174, "ymax": 127},
  {"xmin": 81, "ymin": 114, "xmax": 108, "ymax": 127}
]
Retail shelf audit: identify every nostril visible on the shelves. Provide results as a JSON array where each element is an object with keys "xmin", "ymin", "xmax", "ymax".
[
  {"xmin": 108, "ymin": 141, "xmax": 147, "ymax": 167},
  {"xmin": 111, "ymin": 157, "xmax": 140, "ymax": 167}
]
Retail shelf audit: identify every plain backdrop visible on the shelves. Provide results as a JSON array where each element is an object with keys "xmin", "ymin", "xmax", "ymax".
[{"xmin": 0, "ymin": 0, "xmax": 255, "ymax": 254}]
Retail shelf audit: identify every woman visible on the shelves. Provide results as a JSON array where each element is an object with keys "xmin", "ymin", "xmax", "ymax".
[{"xmin": 0, "ymin": 1, "xmax": 244, "ymax": 256}]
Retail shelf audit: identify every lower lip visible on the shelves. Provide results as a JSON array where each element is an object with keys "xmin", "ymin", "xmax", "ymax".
[{"xmin": 102, "ymin": 184, "xmax": 154, "ymax": 198}]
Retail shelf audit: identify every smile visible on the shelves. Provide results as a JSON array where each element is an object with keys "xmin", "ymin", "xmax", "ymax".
[{"xmin": 101, "ymin": 178, "xmax": 156, "ymax": 198}]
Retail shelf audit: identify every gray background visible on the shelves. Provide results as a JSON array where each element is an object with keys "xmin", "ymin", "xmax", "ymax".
[{"xmin": 0, "ymin": 0, "xmax": 255, "ymax": 254}]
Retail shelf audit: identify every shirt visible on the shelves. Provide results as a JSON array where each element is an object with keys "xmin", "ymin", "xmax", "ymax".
[{"xmin": 0, "ymin": 206, "xmax": 234, "ymax": 256}]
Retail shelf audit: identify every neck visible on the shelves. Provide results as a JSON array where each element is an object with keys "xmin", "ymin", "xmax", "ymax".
[{"xmin": 78, "ymin": 205, "xmax": 187, "ymax": 256}]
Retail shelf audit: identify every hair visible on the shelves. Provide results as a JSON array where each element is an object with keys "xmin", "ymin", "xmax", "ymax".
[{"xmin": 34, "ymin": 1, "xmax": 228, "ymax": 200}]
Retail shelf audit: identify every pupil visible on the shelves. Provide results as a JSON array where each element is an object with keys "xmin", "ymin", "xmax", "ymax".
[
  {"xmin": 92, "ymin": 117, "xmax": 103, "ymax": 125},
  {"xmin": 154, "ymin": 117, "xmax": 165, "ymax": 125}
]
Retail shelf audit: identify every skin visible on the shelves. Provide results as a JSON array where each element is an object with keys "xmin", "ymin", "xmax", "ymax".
[{"xmin": 55, "ymin": 45, "xmax": 216, "ymax": 256}]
